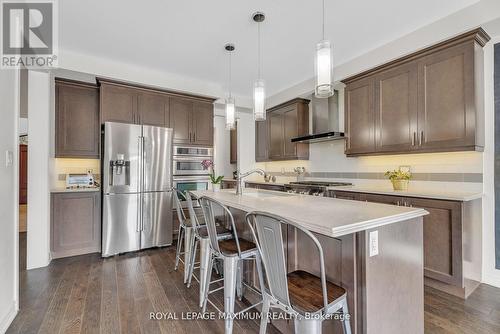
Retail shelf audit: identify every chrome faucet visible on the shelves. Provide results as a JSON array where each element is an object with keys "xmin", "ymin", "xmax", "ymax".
[{"xmin": 235, "ymin": 168, "xmax": 268, "ymax": 195}]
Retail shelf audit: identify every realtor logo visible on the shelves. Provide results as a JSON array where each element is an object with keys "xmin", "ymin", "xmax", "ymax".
[{"xmin": 1, "ymin": 0, "xmax": 58, "ymax": 69}]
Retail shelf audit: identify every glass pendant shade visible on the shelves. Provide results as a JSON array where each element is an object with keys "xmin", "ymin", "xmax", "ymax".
[
  {"xmin": 253, "ymin": 79, "xmax": 266, "ymax": 121},
  {"xmin": 315, "ymin": 40, "xmax": 334, "ymax": 98},
  {"xmin": 225, "ymin": 97, "xmax": 236, "ymax": 130}
]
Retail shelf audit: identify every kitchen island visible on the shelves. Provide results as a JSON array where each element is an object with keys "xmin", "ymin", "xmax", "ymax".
[{"xmin": 192, "ymin": 188, "xmax": 428, "ymax": 334}]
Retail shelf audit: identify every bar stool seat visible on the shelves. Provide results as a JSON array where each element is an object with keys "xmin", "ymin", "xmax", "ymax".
[
  {"xmin": 197, "ymin": 225, "xmax": 232, "ymax": 238},
  {"xmin": 287, "ymin": 270, "xmax": 346, "ymax": 313},
  {"xmin": 219, "ymin": 238, "xmax": 257, "ymax": 254}
]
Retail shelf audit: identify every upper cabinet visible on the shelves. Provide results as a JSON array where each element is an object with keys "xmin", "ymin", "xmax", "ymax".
[
  {"xmin": 343, "ymin": 28, "xmax": 489, "ymax": 156},
  {"xmin": 230, "ymin": 124, "xmax": 237, "ymax": 164},
  {"xmin": 169, "ymin": 97, "xmax": 214, "ymax": 146},
  {"xmin": 55, "ymin": 79, "xmax": 100, "ymax": 158},
  {"xmin": 255, "ymin": 118, "xmax": 268, "ymax": 162},
  {"xmin": 263, "ymin": 98, "xmax": 310, "ymax": 161},
  {"xmin": 99, "ymin": 79, "xmax": 214, "ymax": 146}
]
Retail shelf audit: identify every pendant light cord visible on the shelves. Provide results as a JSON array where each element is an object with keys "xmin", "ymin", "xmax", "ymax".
[
  {"xmin": 258, "ymin": 21, "xmax": 262, "ymax": 79},
  {"xmin": 322, "ymin": 0, "xmax": 325, "ymax": 40},
  {"xmin": 228, "ymin": 50, "xmax": 232, "ymax": 99}
]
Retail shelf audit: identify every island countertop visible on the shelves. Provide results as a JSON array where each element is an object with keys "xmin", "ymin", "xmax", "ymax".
[{"xmin": 191, "ymin": 189, "xmax": 428, "ymax": 238}]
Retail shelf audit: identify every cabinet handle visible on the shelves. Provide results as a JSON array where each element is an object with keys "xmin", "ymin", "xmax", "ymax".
[
  {"xmin": 396, "ymin": 200, "xmax": 400, "ymax": 206},
  {"xmin": 419, "ymin": 131, "xmax": 423, "ymax": 146}
]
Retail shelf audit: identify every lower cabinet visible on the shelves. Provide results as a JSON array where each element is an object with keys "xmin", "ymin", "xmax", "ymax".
[
  {"xmin": 329, "ymin": 190, "xmax": 473, "ymax": 297},
  {"xmin": 51, "ymin": 191, "xmax": 101, "ymax": 259},
  {"xmin": 221, "ymin": 180, "xmax": 236, "ymax": 189},
  {"xmin": 245, "ymin": 182, "xmax": 285, "ymax": 192}
]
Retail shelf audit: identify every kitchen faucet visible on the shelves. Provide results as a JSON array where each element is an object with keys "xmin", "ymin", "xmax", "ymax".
[{"xmin": 235, "ymin": 168, "xmax": 268, "ymax": 195}]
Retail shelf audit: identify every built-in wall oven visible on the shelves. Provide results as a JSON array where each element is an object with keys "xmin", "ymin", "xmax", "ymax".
[
  {"xmin": 173, "ymin": 146, "xmax": 213, "ymax": 208},
  {"xmin": 173, "ymin": 146, "xmax": 213, "ymax": 175}
]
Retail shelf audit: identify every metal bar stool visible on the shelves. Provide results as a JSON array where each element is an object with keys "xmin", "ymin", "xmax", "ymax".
[
  {"xmin": 198, "ymin": 196, "xmax": 265, "ymax": 334},
  {"xmin": 184, "ymin": 191, "xmax": 232, "ymax": 307},
  {"xmin": 173, "ymin": 188, "xmax": 195, "ymax": 283},
  {"xmin": 245, "ymin": 211, "xmax": 352, "ymax": 334}
]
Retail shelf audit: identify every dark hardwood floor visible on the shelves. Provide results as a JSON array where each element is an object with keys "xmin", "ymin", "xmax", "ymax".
[{"xmin": 7, "ymin": 242, "xmax": 500, "ymax": 334}]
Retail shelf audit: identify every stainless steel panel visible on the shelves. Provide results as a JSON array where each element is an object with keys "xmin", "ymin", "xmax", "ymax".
[
  {"xmin": 173, "ymin": 145, "xmax": 213, "ymax": 157},
  {"xmin": 141, "ymin": 191, "xmax": 173, "ymax": 248},
  {"xmin": 102, "ymin": 193, "xmax": 141, "ymax": 257},
  {"xmin": 142, "ymin": 125, "xmax": 173, "ymax": 192},
  {"xmin": 173, "ymin": 156, "xmax": 212, "ymax": 175},
  {"xmin": 103, "ymin": 122, "xmax": 142, "ymax": 194}
]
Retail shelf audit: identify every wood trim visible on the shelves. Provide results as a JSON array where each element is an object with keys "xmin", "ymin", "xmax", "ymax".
[
  {"xmin": 346, "ymin": 145, "xmax": 484, "ymax": 157},
  {"xmin": 342, "ymin": 28, "xmax": 490, "ymax": 84},
  {"xmin": 55, "ymin": 77, "xmax": 98, "ymax": 88},
  {"xmin": 267, "ymin": 98, "xmax": 311, "ymax": 112},
  {"xmin": 96, "ymin": 77, "xmax": 217, "ymax": 103}
]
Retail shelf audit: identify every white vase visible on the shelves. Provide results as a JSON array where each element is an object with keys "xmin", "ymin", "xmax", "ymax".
[{"xmin": 211, "ymin": 183, "xmax": 221, "ymax": 192}]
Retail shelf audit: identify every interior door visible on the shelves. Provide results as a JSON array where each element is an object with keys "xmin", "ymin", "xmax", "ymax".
[
  {"xmin": 102, "ymin": 193, "xmax": 141, "ymax": 257},
  {"xmin": 142, "ymin": 125, "xmax": 173, "ymax": 192},
  {"xmin": 141, "ymin": 191, "xmax": 173, "ymax": 248}
]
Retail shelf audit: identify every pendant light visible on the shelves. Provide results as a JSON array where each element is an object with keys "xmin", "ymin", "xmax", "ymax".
[
  {"xmin": 315, "ymin": 0, "xmax": 334, "ymax": 98},
  {"xmin": 225, "ymin": 43, "xmax": 236, "ymax": 130},
  {"xmin": 252, "ymin": 12, "xmax": 266, "ymax": 121}
]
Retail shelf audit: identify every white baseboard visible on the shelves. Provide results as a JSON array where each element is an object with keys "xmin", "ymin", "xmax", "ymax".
[
  {"xmin": 482, "ymin": 270, "xmax": 500, "ymax": 289},
  {"xmin": 0, "ymin": 301, "xmax": 18, "ymax": 334}
]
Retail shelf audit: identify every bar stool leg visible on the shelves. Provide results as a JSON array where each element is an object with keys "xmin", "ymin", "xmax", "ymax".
[
  {"xmin": 341, "ymin": 300, "xmax": 352, "ymax": 334},
  {"xmin": 202, "ymin": 255, "xmax": 214, "ymax": 313},
  {"xmin": 184, "ymin": 227, "xmax": 194, "ymax": 283},
  {"xmin": 187, "ymin": 238, "xmax": 198, "ymax": 288},
  {"xmin": 174, "ymin": 226, "xmax": 184, "ymax": 271},
  {"xmin": 223, "ymin": 256, "xmax": 239, "ymax": 334},
  {"xmin": 294, "ymin": 317, "xmax": 322, "ymax": 334},
  {"xmin": 236, "ymin": 259, "xmax": 243, "ymax": 301},
  {"xmin": 259, "ymin": 295, "xmax": 271, "ymax": 334},
  {"xmin": 198, "ymin": 238, "xmax": 211, "ymax": 307}
]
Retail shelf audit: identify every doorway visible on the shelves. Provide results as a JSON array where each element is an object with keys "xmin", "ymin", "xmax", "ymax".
[{"xmin": 19, "ymin": 69, "xmax": 28, "ymax": 271}]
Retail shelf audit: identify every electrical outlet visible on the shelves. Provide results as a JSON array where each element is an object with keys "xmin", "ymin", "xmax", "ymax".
[
  {"xmin": 369, "ymin": 230, "xmax": 379, "ymax": 257},
  {"xmin": 87, "ymin": 169, "xmax": 93, "ymax": 174},
  {"xmin": 5, "ymin": 150, "xmax": 13, "ymax": 167}
]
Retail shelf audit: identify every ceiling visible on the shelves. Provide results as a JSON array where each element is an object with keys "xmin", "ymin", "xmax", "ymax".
[{"xmin": 59, "ymin": 0, "xmax": 478, "ymax": 98}]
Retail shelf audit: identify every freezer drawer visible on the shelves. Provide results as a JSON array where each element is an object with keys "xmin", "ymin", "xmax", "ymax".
[
  {"xmin": 141, "ymin": 191, "xmax": 173, "ymax": 248},
  {"xmin": 102, "ymin": 193, "xmax": 141, "ymax": 257}
]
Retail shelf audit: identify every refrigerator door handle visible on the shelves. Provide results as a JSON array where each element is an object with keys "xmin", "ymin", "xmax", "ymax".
[
  {"xmin": 136, "ymin": 136, "xmax": 142, "ymax": 232},
  {"xmin": 140, "ymin": 136, "xmax": 145, "ymax": 231}
]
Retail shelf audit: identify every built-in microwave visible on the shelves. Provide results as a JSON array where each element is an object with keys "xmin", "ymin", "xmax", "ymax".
[{"xmin": 173, "ymin": 146, "xmax": 213, "ymax": 176}]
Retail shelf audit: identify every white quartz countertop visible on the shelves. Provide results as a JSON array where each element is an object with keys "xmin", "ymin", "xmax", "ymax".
[
  {"xmin": 191, "ymin": 189, "xmax": 427, "ymax": 238},
  {"xmin": 329, "ymin": 185, "xmax": 483, "ymax": 201},
  {"xmin": 51, "ymin": 187, "xmax": 100, "ymax": 193}
]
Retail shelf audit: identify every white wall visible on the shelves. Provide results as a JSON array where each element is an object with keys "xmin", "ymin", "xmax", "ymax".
[
  {"xmin": 481, "ymin": 34, "xmax": 500, "ymax": 288},
  {"xmin": 26, "ymin": 71, "xmax": 52, "ymax": 269},
  {"xmin": 213, "ymin": 104, "xmax": 236, "ymax": 178},
  {"xmin": 236, "ymin": 109, "xmax": 256, "ymax": 174},
  {"xmin": 0, "ymin": 70, "xmax": 19, "ymax": 332}
]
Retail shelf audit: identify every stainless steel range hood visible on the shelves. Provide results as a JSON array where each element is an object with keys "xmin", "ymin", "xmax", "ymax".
[{"xmin": 291, "ymin": 90, "xmax": 345, "ymax": 143}]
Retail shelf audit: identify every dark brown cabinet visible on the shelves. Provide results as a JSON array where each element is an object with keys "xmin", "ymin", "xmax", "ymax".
[
  {"xmin": 343, "ymin": 28, "xmax": 488, "ymax": 156},
  {"xmin": 51, "ymin": 191, "xmax": 101, "ymax": 259},
  {"xmin": 255, "ymin": 119, "xmax": 268, "ymax": 162},
  {"xmin": 55, "ymin": 80, "xmax": 100, "ymax": 158},
  {"xmin": 100, "ymin": 83, "xmax": 137, "ymax": 124},
  {"xmin": 230, "ymin": 125, "xmax": 237, "ymax": 164},
  {"xmin": 245, "ymin": 182, "xmax": 285, "ymax": 192},
  {"xmin": 169, "ymin": 97, "xmax": 214, "ymax": 146},
  {"xmin": 137, "ymin": 91, "xmax": 169, "ymax": 127},
  {"xmin": 265, "ymin": 98, "xmax": 309, "ymax": 161}
]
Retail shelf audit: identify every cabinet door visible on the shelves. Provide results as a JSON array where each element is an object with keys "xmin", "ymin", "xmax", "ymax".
[
  {"xmin": 56, "ymin": 82, "xmax": 100, "ymax": 158},
  {"xmin": 330, "ymin": 190, "xmax": 361, "ymax": 201},
  {"xmin": 283, "ymin": 106, "xmax": 298, "ymax": 158},
  {"xmin": 358, "ymin": 193, "xmax": 404, "ymax": 206},
  {"xmin": 417, "ymin": 42, "xmax": 475, "ymax": 150},
  {"xmin": 345, "ymin": 77, "xmax": 376, "ymax": 155},
  {"xmin": 255, "ymin": 119, "xmax": 269, "ymax": 162},
  {"xmin": 375, "ymin": 62, "xmax": 418, "ymax": 153},
  {"xmin": 407, "ymin": 197, "xmax": 463, "ymax": 286},
  {"xmin": 192, "ymin": 101, "xmax": 214, "ymax": 146},
  {"xmin": 230, "ymin": 126, "xmax": 237, "ymax": 164},
  {"xmin": 268, "ymin": 112, "xmax": 284, "ymax": 159},
  {"xmin": 51, "ymin": 192, "xmax": 101, "ymax": 258},
  {"xmin": 137, "ymin": 91, "xmax": 168, "ymax": 127},
  {"xmin": 100, "ymin": 83, "xmax": 137, "ymax": 124},
  {"xmin": 169, "ymin": 97, "xmax": 192, "ymax": 144}
]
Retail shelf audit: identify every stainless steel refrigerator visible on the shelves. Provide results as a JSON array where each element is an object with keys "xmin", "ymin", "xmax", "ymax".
[{"xmin": 102, "ymin": 122, "xmax": 173, "ymax": 257}]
